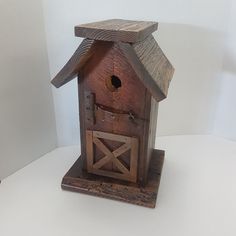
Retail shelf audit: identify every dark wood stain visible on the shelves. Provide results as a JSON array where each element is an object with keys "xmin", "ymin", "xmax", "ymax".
[
  {"xmin": 75, "ymin": 19, "xmax": 158, "ymax": 43},
  {"xmin": 51, "ymin": 39, "xmax": 95, "ymax": 88},
  {"xmin": 79, "ymin": 41, "xmax": 153, "ymax": 185},
  {"xmin": 61, "ymin": 149, "xmax": 165, "ymax": 208},
  {"xmin": 51, "ymin": 19, "xmax": 174, "ymax": 208}
]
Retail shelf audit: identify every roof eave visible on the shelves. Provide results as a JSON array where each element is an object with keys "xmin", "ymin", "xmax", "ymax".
[
  {"xmin": 118, "ymin": 41, "xmax": 167, "ymax": 102},
  {"xmin": 51, "ymin": 38, "xmax": 95, "ymax": 88}
]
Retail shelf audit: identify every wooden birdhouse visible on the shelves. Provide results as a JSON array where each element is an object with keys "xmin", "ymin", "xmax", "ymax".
[{"xmin": 51, "ymin": 19, "xmax": 174, "ymax": 208}]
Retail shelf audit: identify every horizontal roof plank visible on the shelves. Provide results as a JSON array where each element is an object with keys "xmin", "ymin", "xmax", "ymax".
[
  {"xmin": 51, "ymin": 39, "xmax": 95, "ymax": 88},
  {"xmin": 75, "ymin": 19, "xmax": 158, "ymax": 43}
]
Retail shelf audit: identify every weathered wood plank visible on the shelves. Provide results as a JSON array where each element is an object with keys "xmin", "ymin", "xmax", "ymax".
[
  {"xmin": 112, "ymin": 143, "xmax": 130, "ymax": 158},
  {"xmin": 144, "ymin": 97, "xmax": 158, "ymax": 182},
  {"xmin": 86, "ymin": 130, "xmax": 93, "ymax": 172},
  {"xmin": 130, "ymin": 137, "xmax": 139, "ymax": 182},
  {"xmin": 93, "ymin": 130, "xmax": 131, "ymax": 144},
  {"xmin": 84, "ymin": 91, "xmax": 95, "ymax": 125},
  {"xmin": 93, "ymin": 137, "xmax": 113, "ymax": 157},
  {"xmin": 118, "ymin": 41, "xmax": 166, "ymax": 102},
  {"xmin": 91, "ymin": 169, "xmax": 130, "ymax": 182},
  {"xmin": 51, "ymin": 39, "xmax": 95, "ymax": 88},
  {"xmin": 86, "ymin": 130, "xmax": 138, "ymax": 182},
  {"xmin": 61, "ymin": 149, "xmax": 165, "ymax": 208},
  {"xmin": 138, "ymin": 89, "xmax": 151, "ymax": 185},
  {"xmin": 93, "ymin": 155, "xmax": 111, "ymax": 170},
  {"xmin": 132, "ymin": 35, "xmax": 174, "ymax": 97},
  {"xmin": 93, "ymin": 143, "xmax": 130, "ymax": 170},
  {"xmin": 51, "ymin": 32, "xmax": 174, "ymax": 102},
  {"xmin": 111, "ymin": 156, "xmax": 129, "ymax": 175},
  {"xmin": 75, "ymin": 19, "xmax": 158, "ymax": 43}
]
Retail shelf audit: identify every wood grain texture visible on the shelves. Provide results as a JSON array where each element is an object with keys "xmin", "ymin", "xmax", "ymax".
[
  {"xmin": 78, "ymin": 76, "xmax": 87, "ymax": 170},
  {"xmin": 145, "ymin": 97, "xmax": 159, "ymax": 183},
  {"xmin": 85, "ymin": 130, "xmax": 93, "ymax": 172},
  {"xmin": 61, "ymin": 149, "xmax": 165, "ymax": 208},
  {"xmin": 137, "ymin": 89, "xmax": 152, "ymax": 185},
  {"xmin": 75, "ymin": 19, "xmax": 158, "ymax": 43},
  {"xmin": 52, "ymin": 19, "xmax": 175, "ymax": 207},
  {"xmin": 51, "ymin": 38, "xmax": 174, "ymax": 102},
  {"xmin": 84, "ymin": 91, "xmax": 95, "ymax": 125},
  {"xmin": 93, "ymin": 130, "xmax": 131, "ymax": 144},
  {"xmin": 132, "ymin": 35, "xmax": 175, "ymax": 97},
  {"xmin": 86, "ymin": 130, "xmax": 138, "ymax": 182},
  {"xmin": 118, "ymin": 41, "xmax": 166, "ymax": 102},
  {"xmin": 130, "ymin": 137, "xmax": 139, "ymax": 182},
  {"xmin": 93, "ymin": 155, "xmax": 111, "ymax": 170},
  {"xmin": 89, "ymin": 169, "xmax": 130, "ymax": 182},
  {"xmin": 112, "ymin": 143, "xmax": 131, "ymax": 158},
  {"xmin": 80, "ymin": 41, "xmax": 149, "ymax": 184},
  {"xmin": 51, "ymin": 39, "xmax": 95, "ymax": 88}
]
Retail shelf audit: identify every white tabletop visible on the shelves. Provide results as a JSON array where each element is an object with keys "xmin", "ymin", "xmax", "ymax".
[{"xmin": 0, "ymin": 135, "xmax": 236, "ymax": 236}]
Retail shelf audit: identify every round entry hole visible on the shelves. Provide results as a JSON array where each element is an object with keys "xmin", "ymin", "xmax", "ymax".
[{"xmin": 106, "ymin": 75, "xmax": 122, "ymax": 92}]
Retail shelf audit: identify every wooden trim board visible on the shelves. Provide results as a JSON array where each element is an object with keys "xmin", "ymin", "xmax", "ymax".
[
  {"xmin": 75, "ymin": 19, "xmax": 158, "ymax": 43},
  {"xmin": 61, "ymin": 149, "xmax": 165, "ymax": 208},
  {"xmin": 86, "ymin": 130, "xmax": 138, "ymax": 183}
]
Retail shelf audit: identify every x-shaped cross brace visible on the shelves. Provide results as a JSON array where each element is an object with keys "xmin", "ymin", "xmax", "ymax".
[
  {"xmin": 93, "ymin": 137, "xmax": 130, "ymax": 174},
  {"xmin": 86, "ymin": 130, "xmax": 138, "ymax": 182}
]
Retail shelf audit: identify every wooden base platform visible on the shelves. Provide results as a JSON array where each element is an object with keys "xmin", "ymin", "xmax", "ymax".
[{"xmin": 61, "ymin": 149, "xmax": 164, "ymax": 208}]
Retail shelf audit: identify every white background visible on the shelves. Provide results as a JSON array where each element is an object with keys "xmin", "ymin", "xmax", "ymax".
[
  {"xmin": 213, "ymin": 1, "xmax": 236, "ymax": 141},
  {"xmin": 1, "ymin": 135, "xmax": 236, "ymax": 236},
  {"xmin": 1, "ymin": 0, "xmax": 236, "ymax": 179},
  {"xmin": 0, "ymin": 0, "xmax": 57, "ymax": 179},
  {"xmin": 42, "ymin": 0, "xmax": 236, "ymax": 146}
]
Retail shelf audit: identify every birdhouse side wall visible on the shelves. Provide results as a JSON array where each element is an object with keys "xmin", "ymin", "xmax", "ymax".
[{"xmin": 144, "ymin": 97, "xmax": 158, "ymax": 183}]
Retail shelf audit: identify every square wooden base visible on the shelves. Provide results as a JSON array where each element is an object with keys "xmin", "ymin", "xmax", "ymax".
[{"xmin": 61, "ymin": 149, "xmax": 164, "ymax": 208}]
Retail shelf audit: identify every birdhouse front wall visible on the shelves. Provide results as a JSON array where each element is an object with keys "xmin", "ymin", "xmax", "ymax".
[{"xmin": 78, "ymin": 40, "xmax": 153, "ymax": 183}]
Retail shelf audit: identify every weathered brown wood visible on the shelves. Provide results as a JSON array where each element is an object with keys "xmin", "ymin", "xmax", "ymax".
[
  {"xmin": 145, "ymin": 97, "xmax": 159, "ymax": 182},
  {"xmin": 75, "ymin": 19, "xmax": 158, "ymax": 43},
  {"xmin": 84, "ymin": 91, "xmax": 95, "ymax": 125},
  {"xmin": 93, "ymin": 137, "xmax": 113, "ymax": 158},
  {"xmin": 90, "ymin": 169, "xmax": 130, "ymax": 182},
  {"xmin": 86, "ymin": 130, "xmax": 138, "ymax": 182},
  {"xmin": 133, "ymin": 35, "xmax": 174, "ymax": 97},
  {"xmin": 93, "ymin": 130, "xmax": 131, "ymax": 144},
  {"xmin": 112, "ymin": 143, "xmax": 131, "ymax": 157},
  {"xmin": 130, "ymin": 137, "xmax": 139, "ymax": 182},
  {"xmin": 118, "ymin": 42, "xmax": 166, "ymax": 102},
  {"xmin": 52, "ymin": 38, "xmax": 174, "ymax": 102},
  {"xmin": 86, "ymin": 130, "xmax": 93, "ymax": 172},
  {"xmin": 52, "ymin": 19, "xmax": 174, "ymax": 207},
  {"xmin": 51, "ymin": 39, "xmax": 95, "ymax": 88},
  {"xmin": 61, "ymin": 149, "xmax": 165, "ymax": 208},
  {"xmin": 93, "ymin": 155, "xmax": 111, "ymax": 170},
  {"xmin": 93, "ymin": 143, "xmax": 130, "ymax": 170},
  {"xmin": 138, "ymin": 87, "xmax": 152, "ymax": 185},
  {"xmin": 110, "ymin": 157, "xmax": 130, "ymax": 175},
  {"xmin": 92, "ymin": 136, "xmax": 130, "ymax": 175},
  {"xmin": 78, "ymin": 75, "xmax": 87, "ymax": 170},
  {"xmin": 81, "ymin": 41, "xmax": 148, "ymax": 184}
]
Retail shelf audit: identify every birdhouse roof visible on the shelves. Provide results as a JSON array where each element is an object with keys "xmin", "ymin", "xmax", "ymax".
[
  {"xmin": 74, "ymin": 19, "xmax": 158, "ymax": 43},
  {"xmin": 51, "ymin": 19, "xmax": 174, "ymax": 102}
]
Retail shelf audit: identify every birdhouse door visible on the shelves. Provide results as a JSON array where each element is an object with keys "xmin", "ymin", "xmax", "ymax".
[{"xmin": 85, "ymin": 130, "xmax": 138, "ymax": 183}]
